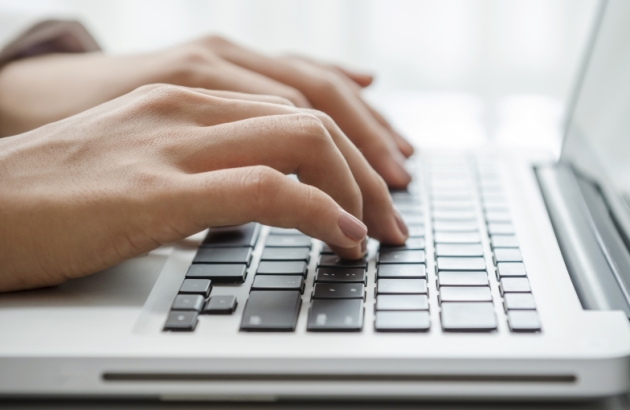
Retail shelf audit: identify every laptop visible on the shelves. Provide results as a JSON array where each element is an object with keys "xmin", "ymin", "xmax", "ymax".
[{"xmin": 1, "ymin": 0, "xmax": 629, "ymax": 401}]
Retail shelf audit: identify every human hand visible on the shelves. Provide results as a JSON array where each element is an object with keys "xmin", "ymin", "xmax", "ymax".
[
  {"xmin": 0, "ymin": 35, "xmax": 413, "ymax": 187},
  {"xmin": 0, "ymin": 85, "xmax": 407, "ymax": 292}
]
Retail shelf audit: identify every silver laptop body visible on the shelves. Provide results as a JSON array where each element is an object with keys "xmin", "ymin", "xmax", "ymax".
[{"xmin": 1, "ymin": 0, "xmax": 629, "ymax": 401}]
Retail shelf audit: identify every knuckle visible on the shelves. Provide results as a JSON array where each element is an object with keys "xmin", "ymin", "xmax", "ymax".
[
  {"xmin": 267, "ymin": 96, "xmax": 295, "ymax": 107},
  {"xmin": 202, "ymin": 34, "xmax": 231, "ymax": 50},
  {"xmin": 242, "ymin": 166, "xmax": 281, "ymax": 213},
  {"xmin": 136, "ymin": 84, "xmax": 188, "ymax": 113},
  {"xmin": 307, "ymin": 109, "xmax": 335, "ymax": 129},
  {"xmin": 293, "ymin": 114, "xmax": 332, "ymax": 149},
  {"xmin": 178, "ymin": 43, "xmax": 217, "ymax": 65},
  {"xmin": 132, "ymin": 83, "xmax": 165, "ymax": 95},
  {"xmin": 166, "ymin": 44, "xmax": 221, "ymax": 86}
]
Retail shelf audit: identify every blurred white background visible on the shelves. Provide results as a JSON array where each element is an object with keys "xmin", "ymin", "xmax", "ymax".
[{"xmin": 0, "ymin": 0, "xmax": 599, "ymax": 149}]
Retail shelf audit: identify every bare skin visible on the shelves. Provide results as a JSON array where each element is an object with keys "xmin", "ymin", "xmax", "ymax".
[
  {"xmin": 0, "ymin": 36, "xmax": 413, "ymax": 188},
  {"xmin": 0, "ymin": 85, "xmax": 408, "ymax": 292}
]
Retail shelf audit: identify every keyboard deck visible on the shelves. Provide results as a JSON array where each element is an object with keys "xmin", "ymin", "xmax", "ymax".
[{"xmin": 163, "ymin": 156, "xmax": 541, "ymax": 334}]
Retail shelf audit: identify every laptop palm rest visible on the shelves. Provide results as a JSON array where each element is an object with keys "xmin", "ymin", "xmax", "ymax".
[{"xmin": 0, "ymin": 251, "xmax": 168, "ymax": 310}]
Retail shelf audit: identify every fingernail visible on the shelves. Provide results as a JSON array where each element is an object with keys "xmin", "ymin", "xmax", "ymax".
[
  {"xmin": 360, "ymin": 238, "xmax": 367, "ymax": 253},
  {"xmin": 338, "ymin": 208, "xmax": 368, "ymax": 241},
  {"xmin": 394, "ymin": 210, "xmax": 409, "ymax": 237}
]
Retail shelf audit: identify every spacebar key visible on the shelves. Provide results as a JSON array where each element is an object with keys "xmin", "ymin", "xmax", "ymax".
[{"xmin": 240, "ymin": 290, "xmax": 302, "ymax": 332}]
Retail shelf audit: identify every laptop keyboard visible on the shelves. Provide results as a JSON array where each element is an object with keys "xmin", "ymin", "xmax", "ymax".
[{"xmin": 163, "ymin": 156, "xmax": 542, "ymax": 334}]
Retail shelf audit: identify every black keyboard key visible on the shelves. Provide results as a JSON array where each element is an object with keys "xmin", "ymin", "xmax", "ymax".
[
  {"xmin": 318, "ymin": 254, "xmax": 367, "ymax": 269},
  {"xmin": 269, "ymin": 227, "xmax": 302, "ymax": 235},
  {"xmin": 375, "ymin": 295, "xmax": 429, "ymax": 311},
  {"xmin": 437, "ymin": 271, "xmax": 488, "ymax": 286},
  {"xmin": 307, "ymin": 299, "xmax": 364, "ymax": 331},
  {"xmin": 312, "ymin": 283, "xmax": 364, "ymax": 299},
  {"xmin": 433, "ymin": 220, "xmax": 478, "ymax": 232},
  {"xmin": 315, "ymin": 268, "xmax": 366, "ymax": 283},
  {"xmin": 171, "ymin": 294, "xmax": 205, "ymax": 311},
  {"xmin": 487, "ymin": 222, "xmax": 515, "ymax": 235},
  {"xmin": 377, "ymin": 279, "xmax": 427, "ymax": 294},
  {"xmin": 500, "ymin": 277, "xmax": 531, "ymax": 294},
  {"xmin": 201, "ymin": 223, "xmax": 260, "ymax": 248},
  {"xmin": 434, "ymin": 232, "xmax": 481, "ymax": 244},
  {"xmin": 261, "ymin": 247, "xmax": 310, "ymax": 262},
  {"xmin": 507, "ymin": 310, "xmax": 541, "ymax": 332},
  {"xmin": 441, "ymin": 302, "xmax": 497, "ymax": 332},
  {"xmin": 380, "ymin": 237, "xmax": 425, "ymax": 251},
  {"xmin": 439, "ymin": 286, "xmax": 492, "ymax": 302},
  {"xmin": 252, "ymin": 275, "xmax": 305, "ymax": 292},
  {"xmin": 496, "ymin": 262, "xmax": 527, "ymax": 278},
  {"xmin": 179, "ymin": 279, "xmax": 212, "ymax": 297},
  {"xmin": 163, "ymin": 311, "xmax": 198, "ymax": 331},
  {"xmin": 491, "ymin": 235, "xmax": 519, "ymax": 248},
  {"xmin": 435, "ymin": 243, "xmax": 483, "ymax": 257},
  {"xmin": 203, "ymin": 295, "xmax": 238, "ymax": 314},
  {"xmin": 377, "ymin": 264, "xmax": 426, "ymax": 279},
  {"xmin": 194, "ymin": 248, "xmax": 252, "ymax": 265},
  {"xmin": 186, "ymin": 264, "xmax": 247, "ymax": 283},
  {"xmin": 257, "ymin": 261, "xmax": 307, "ymax": 276},
  {"xmin": 503, "ymin": 293, "xmax": 536, "ymax": 311},
  {"xmin": 240, "ymin": 291, "xmax": 301, "ymax": 331},
  {"xmin": 437, "ymin": 257, "xmax": 485, "ymax": 271},
  {"xmin": 494, "ymin": 248, "xmax": 523, "ymax": 263},
  {"xmin": 378, "ymin": 250, "xmax": 425, "ymax": 264},
  {"xmin": 265, "ymin": 235, "xmax": 312, "ymax": 248},
  {"xmin": 375, "ymin": 311, "xmax": 430, "ymax": 332}
]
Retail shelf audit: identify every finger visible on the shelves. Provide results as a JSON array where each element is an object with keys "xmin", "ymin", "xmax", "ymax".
[
  {"xmin": 333, "ymin": 65, "xmax": 374, "ymax": 87},
  {"xmin": 285, "ymin": 54, "xmax": 374, "ymax": 88},
  {"xmin": 180, "ymin": 113, "xmax": 361, "ymax": 215},
  {"xmin": 287, "ymin": 55, "xmax": 414, "ymax": 157},
  {"xmin": 189, "ymin": 88, "xmax": 295, "ymax": 106},
  {"xmin": 169, "ymin": 94, "xmax": 407, "ymax": 244},
  {"xmin": 362, "ymin": 103, "xmax": 415, "ymax": 157},
  {"xmin": 177, "ymin": 166, "xmax": 367, "ymax": 259},
  {"xmin": 319, "ymin": 65, "xmax": 416, "ymax": 158},
  {"xmin": 168, "ymin": 44, "xmax": 310, "ymax": 107},
  {"xmin": 203, "ymin": 39, "xmax": 412, "ymax": 188}
]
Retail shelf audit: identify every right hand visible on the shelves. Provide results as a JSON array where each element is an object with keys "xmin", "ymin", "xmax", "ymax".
[{"xmin": 0, "ymin": 85, "xmax": 408, "ymax": 292}]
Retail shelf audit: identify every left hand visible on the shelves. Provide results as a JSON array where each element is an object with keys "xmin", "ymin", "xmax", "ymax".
[{"xmin": 0, "ymin": 35, "xmax": 414, "ymax": 188}]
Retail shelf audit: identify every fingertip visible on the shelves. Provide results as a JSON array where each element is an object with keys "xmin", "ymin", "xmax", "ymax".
[
  {"xmin": 393, "ymin": 210, "xmax": 409, "ymax": 239},
  {"xmin": 398, "ymin": 139, "xmax": 415, "ymax": 158},
  {"xmin": 354, "ymin": 74, "xmax": 374, "ymax": 88},
  {"xmin": 337, "ymin": 208, "xmax": 367, "ymax": 242},
  {"xmin": 382, "ymin": 160, "xmax": 412, "ymax": 189},
  {"xmin": 328, "ymin": 242, "xmax": 365, "ymax": 260},
  {"xmin": 389, "ymin": 129, "xmax": 415, "ymax": 158}
]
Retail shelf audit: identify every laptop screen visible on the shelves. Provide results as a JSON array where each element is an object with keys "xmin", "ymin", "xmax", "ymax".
[{"xmin": 561, "ymin": 0, "xmax": 630, "ymax": 198}]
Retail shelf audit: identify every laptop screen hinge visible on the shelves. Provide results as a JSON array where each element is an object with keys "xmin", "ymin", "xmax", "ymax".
[{"xmin": 536, "ymin": 163, "xmax": 630, "ymax": 318}]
